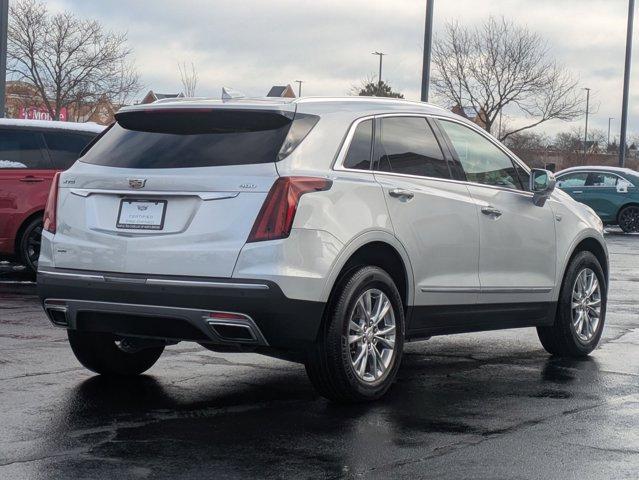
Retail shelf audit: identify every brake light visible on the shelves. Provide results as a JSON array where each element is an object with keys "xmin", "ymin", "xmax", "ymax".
[
  {"xmin": 43, "ymin": 172, "xmax": 60, "ymax": 234},
  {"xmin": 247, "ymin": 176, "xmax": 332, "ymax": 242}
]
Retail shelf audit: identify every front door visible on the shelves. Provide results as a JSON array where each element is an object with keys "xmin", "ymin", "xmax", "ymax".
[
  {"xmin": 0, "ymin": 128, "xmax": 53, "ymax": 256},
  {"xmin": 437, "ymin": 119, "xmax": 556, "ymax": 308}
]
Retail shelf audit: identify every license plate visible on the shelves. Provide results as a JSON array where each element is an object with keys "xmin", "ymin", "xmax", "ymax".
[{"xmin": 117, "ymin": 199, "xmax": 167, "ymax": 230}]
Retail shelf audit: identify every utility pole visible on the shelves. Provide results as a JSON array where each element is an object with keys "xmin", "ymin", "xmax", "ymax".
[
  {"xmin": 583, "ymin": 87, "xmax": 591, "ymax": 161},
  {"xmin": 372, "ymin": 51, "xmax": 385, "ymax": 96},
  {"xmin": 0, "ymin": 0, "xmax": 8, "ymax": 118},
  {"xmin": 608, "ymin": 117, "xmax": 614, "ymax": 150},
  {"xmin": 620, "ymin": 0, "xmax": 635, "ymax": 167},
  {"xmin": 421, "ymin": 0, "xmax": 435, "ymax": 102},
  {"xmin": 294, "ymin": 80, "xmax": 303, "ymax": 98}
]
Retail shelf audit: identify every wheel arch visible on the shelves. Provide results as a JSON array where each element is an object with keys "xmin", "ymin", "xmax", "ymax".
[
  {"xmin": 321, "ymin": 231, "xmax": 414, "ymax": 312},
  {"xmin": 564, "ymin": 236, "xmax": 609, "ymax": 287}
]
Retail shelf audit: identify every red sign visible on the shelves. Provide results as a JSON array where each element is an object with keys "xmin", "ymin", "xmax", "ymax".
[{"xmin": 18, "ymin": 106, "xmax": 68, "ymax": 122}]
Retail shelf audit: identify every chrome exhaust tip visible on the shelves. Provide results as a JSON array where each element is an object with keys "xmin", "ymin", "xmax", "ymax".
[
  {"xmin": 43, "ymin": 300, "xmax": 69, "ymax": 327},
  {"xmin": 204, "ymin": 311, "xmax": 267, "ymax": 345}
]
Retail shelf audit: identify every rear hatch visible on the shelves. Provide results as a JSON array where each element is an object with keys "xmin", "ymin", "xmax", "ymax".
[{"xmin": 52, "ymin": 105, "xmax": 307, "ymax": 277}]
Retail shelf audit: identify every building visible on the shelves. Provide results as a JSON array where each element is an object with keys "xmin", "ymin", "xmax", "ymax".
[
  {"xmin": 266, "ymin": 85, "xmax": 296, "ymax": 98},
  {"xmin": 3, "ymin": 80, "xmax": 118, "ymax": 125},
  {"xmin": 140, "ymin": 91, "xmax": 185, "ymax": 104}
]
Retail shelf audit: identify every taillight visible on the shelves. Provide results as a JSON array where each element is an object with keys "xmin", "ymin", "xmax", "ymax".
[
  {"xmin": 43, "ymin": 172, "xmax": 60, "ymax": 234},
  {"xmin": 247, "ymin": 176, "xmax": 332, "ymax": 242}
]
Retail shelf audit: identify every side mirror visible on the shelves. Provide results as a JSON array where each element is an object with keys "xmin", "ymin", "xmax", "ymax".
[{"xmin": 529, "ymin": 169, "xmax": 556, "ymax": 207}]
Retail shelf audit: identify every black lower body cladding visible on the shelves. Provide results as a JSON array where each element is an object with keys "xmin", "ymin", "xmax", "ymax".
[{"xmin": 37, "ymin": 268, "xmax": 326, "ymax": 352}]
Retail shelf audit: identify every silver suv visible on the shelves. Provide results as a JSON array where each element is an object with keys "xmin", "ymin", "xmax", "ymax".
[{"xmin": 38, "ymin": 97, "xmax": 608, "ymax": 402}]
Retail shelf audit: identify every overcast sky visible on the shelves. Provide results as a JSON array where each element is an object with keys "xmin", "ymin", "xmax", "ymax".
[{"xmin": 46, "ymin": 0, "xmax": 639, "ymax": 139}]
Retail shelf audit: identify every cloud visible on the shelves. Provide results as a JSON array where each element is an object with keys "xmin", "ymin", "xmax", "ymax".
[{"xmin": 45, "ymin": 0, "xmax": 638, "ymax": 136}]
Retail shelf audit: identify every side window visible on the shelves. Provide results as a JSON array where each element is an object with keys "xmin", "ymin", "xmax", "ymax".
[
  {"xmin": 343, "ymin": 120, "xmax": 372, "ymax": 170},
  {"xmin": 439, "ymin": 120, "xmax": 522, "ymax": 190},
  {"xmin": 586, "ymin": 172, "xmax": 618, "ymax": 187},
  {"xmin": 43, "ymin": 132, "xmax": 96, "ymax": 170},
  {"xmin": 0, "ymin": 129, "xmax": 47, "ymax": 169},
  {"xmin": 557, "ymin": 172, "xmax": 588, "ymax": 188},
  {"xmin": 375, "ymin": 117, "xmax": 449, "ymax": 179}
]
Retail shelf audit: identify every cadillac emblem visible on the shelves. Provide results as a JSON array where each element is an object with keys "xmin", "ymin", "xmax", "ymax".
[{"xmin": 128, "ymin": 178, "xmax": 147, "ymax": 189}]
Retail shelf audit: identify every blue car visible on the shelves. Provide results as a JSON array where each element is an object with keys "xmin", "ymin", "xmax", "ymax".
[{"xmin": 556, "ymin": 166, "xmax": 639, "ymax": 232}]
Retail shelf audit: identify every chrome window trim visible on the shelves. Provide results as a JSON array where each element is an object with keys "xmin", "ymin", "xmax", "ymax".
[
  {"xmin": 555, "ymin": 170, "xmax": 635, "ymax": 188},
  {"xmin": 332, "ymin": 112, "xmax": 535, "ymax": 198}
]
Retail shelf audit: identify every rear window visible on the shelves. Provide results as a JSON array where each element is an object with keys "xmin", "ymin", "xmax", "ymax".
[{"xmin": 80, "ymin": 109, "xmax": 313, "ymax": 169}]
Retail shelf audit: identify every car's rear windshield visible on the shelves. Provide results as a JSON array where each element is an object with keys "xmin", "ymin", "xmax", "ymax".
[{"xmin": 80, "ymin": 109, "xmax": 296, "ymax": 169}]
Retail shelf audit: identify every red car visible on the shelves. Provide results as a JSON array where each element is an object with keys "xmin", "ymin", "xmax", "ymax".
[{"xmin": 0, "ymin": 119, "xmax": 104, "ymax": 274}]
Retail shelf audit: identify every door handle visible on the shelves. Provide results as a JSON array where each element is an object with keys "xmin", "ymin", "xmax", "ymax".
[
  {"xmin": 20, "ymin": 176, "xmax": 44, "ymax": 183},
  {"xmin": 389, "ymin": 188, "xmax": 414, "ymax": 200},
  {"xmin": 573, "ymin": 190, "xmax": 583, "ymax": 194},
  {"xmin": 481, "ymin": 206, "xmax": 502, "ymax": 218}
]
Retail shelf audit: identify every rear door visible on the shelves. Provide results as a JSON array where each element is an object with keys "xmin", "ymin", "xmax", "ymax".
[
  {"xmin": 581, "ymin": 171, "xmax": 624, "ymax": 223},
  {"xmin": 0, "ymin": 128, "xmax": 52, "ymax": 254},
  {"xmin": 372, "ymin": 115, "xmax": 481, "ymax": 317},
  {"xmin": 52, "ymin": 107, "xmax": 301, "ymax": 277},
  {"xmin": 437, "ymin": 119, "xmax": 556, "ymax": 307}
]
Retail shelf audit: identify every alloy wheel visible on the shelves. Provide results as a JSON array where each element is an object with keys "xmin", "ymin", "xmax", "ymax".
[
  {"xmin": 619, "ymin": 206, "xmax": 639, "ymax": 232},
  {"xmin": 25, "ymin": 222, "xmax": 43, "ymax": 271},
  {"xmin": 571, "ymin": 268, "xmax": 601, "ymax": 342},
  {"xmin": 348, "ymin": 288, "xmax": 397, "ymax": 383}
]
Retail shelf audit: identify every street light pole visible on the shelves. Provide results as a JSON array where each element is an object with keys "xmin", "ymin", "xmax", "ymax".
[
  {"xmin": 0, "ymin": 0, "xmax": 8, "ymax": 118},
  {"xmin": 294, "ymin": 80, "xmax": 303, "ymax": 98},
  {"xmin": 620, "ymin": 0, "xmax": 635, "ymax": 167},
  {"xmin": 608, "ymin": 117, "xmax": 614, "ymax": 150},
  {"xmin": 421, "ymin": 0, "xmax": 435, "ymax": 102},
  {"xmin": 372, "ymin": 51, "xmax": 385, "ymax": 96},
  {"xmin": 583, "ymin": 88, "xmax": 591, "ymax": 161}
]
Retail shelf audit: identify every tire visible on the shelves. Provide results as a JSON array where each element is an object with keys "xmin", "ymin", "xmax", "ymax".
[
  {"xmin": 18, "ymin": 216, "xmax": 43, "ymax": 276},
  {"xmin": 305, "ymin": 266, "xmax": 405, "ymax": 403},
  {"xmin": 618, "ymin": 205, "xmax": 639, "ymax": 233},
  {"xmin": 537, "ymin": 251, "xmax": 606, "ymax": 357},
  {"xmin": 68, "ymin": 330, "xmax": 164, "ymax": 376}
]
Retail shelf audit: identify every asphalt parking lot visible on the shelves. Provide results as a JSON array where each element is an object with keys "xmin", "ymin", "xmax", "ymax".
[{"xmin": 1, "ymin": 231, "xmax": 638, "ymax": 480}]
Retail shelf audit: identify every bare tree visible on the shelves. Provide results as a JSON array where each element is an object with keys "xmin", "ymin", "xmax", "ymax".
[
  {"xmin": 7, "ymin": 0, "xmax": 140, "ymax": 120},
  {"xmin": 432, "ymin": 17, "xmax": 583, "ymax": 141},
  {"xmin": 178, "ymin": 62, "xmax": 199, "ymax": 97}
]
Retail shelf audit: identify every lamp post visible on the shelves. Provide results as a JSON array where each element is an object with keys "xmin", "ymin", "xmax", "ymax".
[
  {"xmin": 421, "ymin": 0, "xmax": 435, "ymax": 102},
  {"xmin": 608, "ymin": 117, "xmax": 614, "ymax": 150},
  {"xmin": 294, "ymin": 80, "xmax": 303, "ymax": 97},
  {"xmin": 620, "ymin": 0, "xmax": 635, "ymax": 167},
  {"xmin": 583, "ymin": 87, "xmax": 591, "ymax": 161},
  {"xmin": 372, "ymin": 51, "xmax": 385, "ymax": 96}
]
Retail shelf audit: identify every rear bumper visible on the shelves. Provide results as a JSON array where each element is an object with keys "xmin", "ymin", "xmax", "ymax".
[{"xmin": 37, "ymin": 268, "xmax": 326, "ymax": 351}]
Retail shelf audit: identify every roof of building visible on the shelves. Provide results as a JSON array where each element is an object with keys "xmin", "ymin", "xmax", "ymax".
[
  {"xmin": 266, "ymin": 86, "xmax": 289, "ymax": 97},
  {"xmin": 0, "ymin": 118, "xmax": 105, "ymax": 133},
  {"xmin": 154, "ymin": 92, "xmax": 185, "ymax": 100}
]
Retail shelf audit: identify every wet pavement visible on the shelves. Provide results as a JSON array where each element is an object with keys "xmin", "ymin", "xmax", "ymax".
[{"xmin": 1, "ymin": 232, "xmax": 638, "ymax": 479}]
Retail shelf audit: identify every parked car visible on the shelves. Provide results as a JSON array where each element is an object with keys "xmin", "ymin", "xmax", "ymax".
[
  {"xmin": 38, "ymin": 97, "xmax": 608, "ymax": 402},
  {"xmin": 555, "ymin": 166, "xmax": 639, "ymax": 232},
  {"xmin": 0, "ymin": 119, "xmax": 104, "ymax": 274}
]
